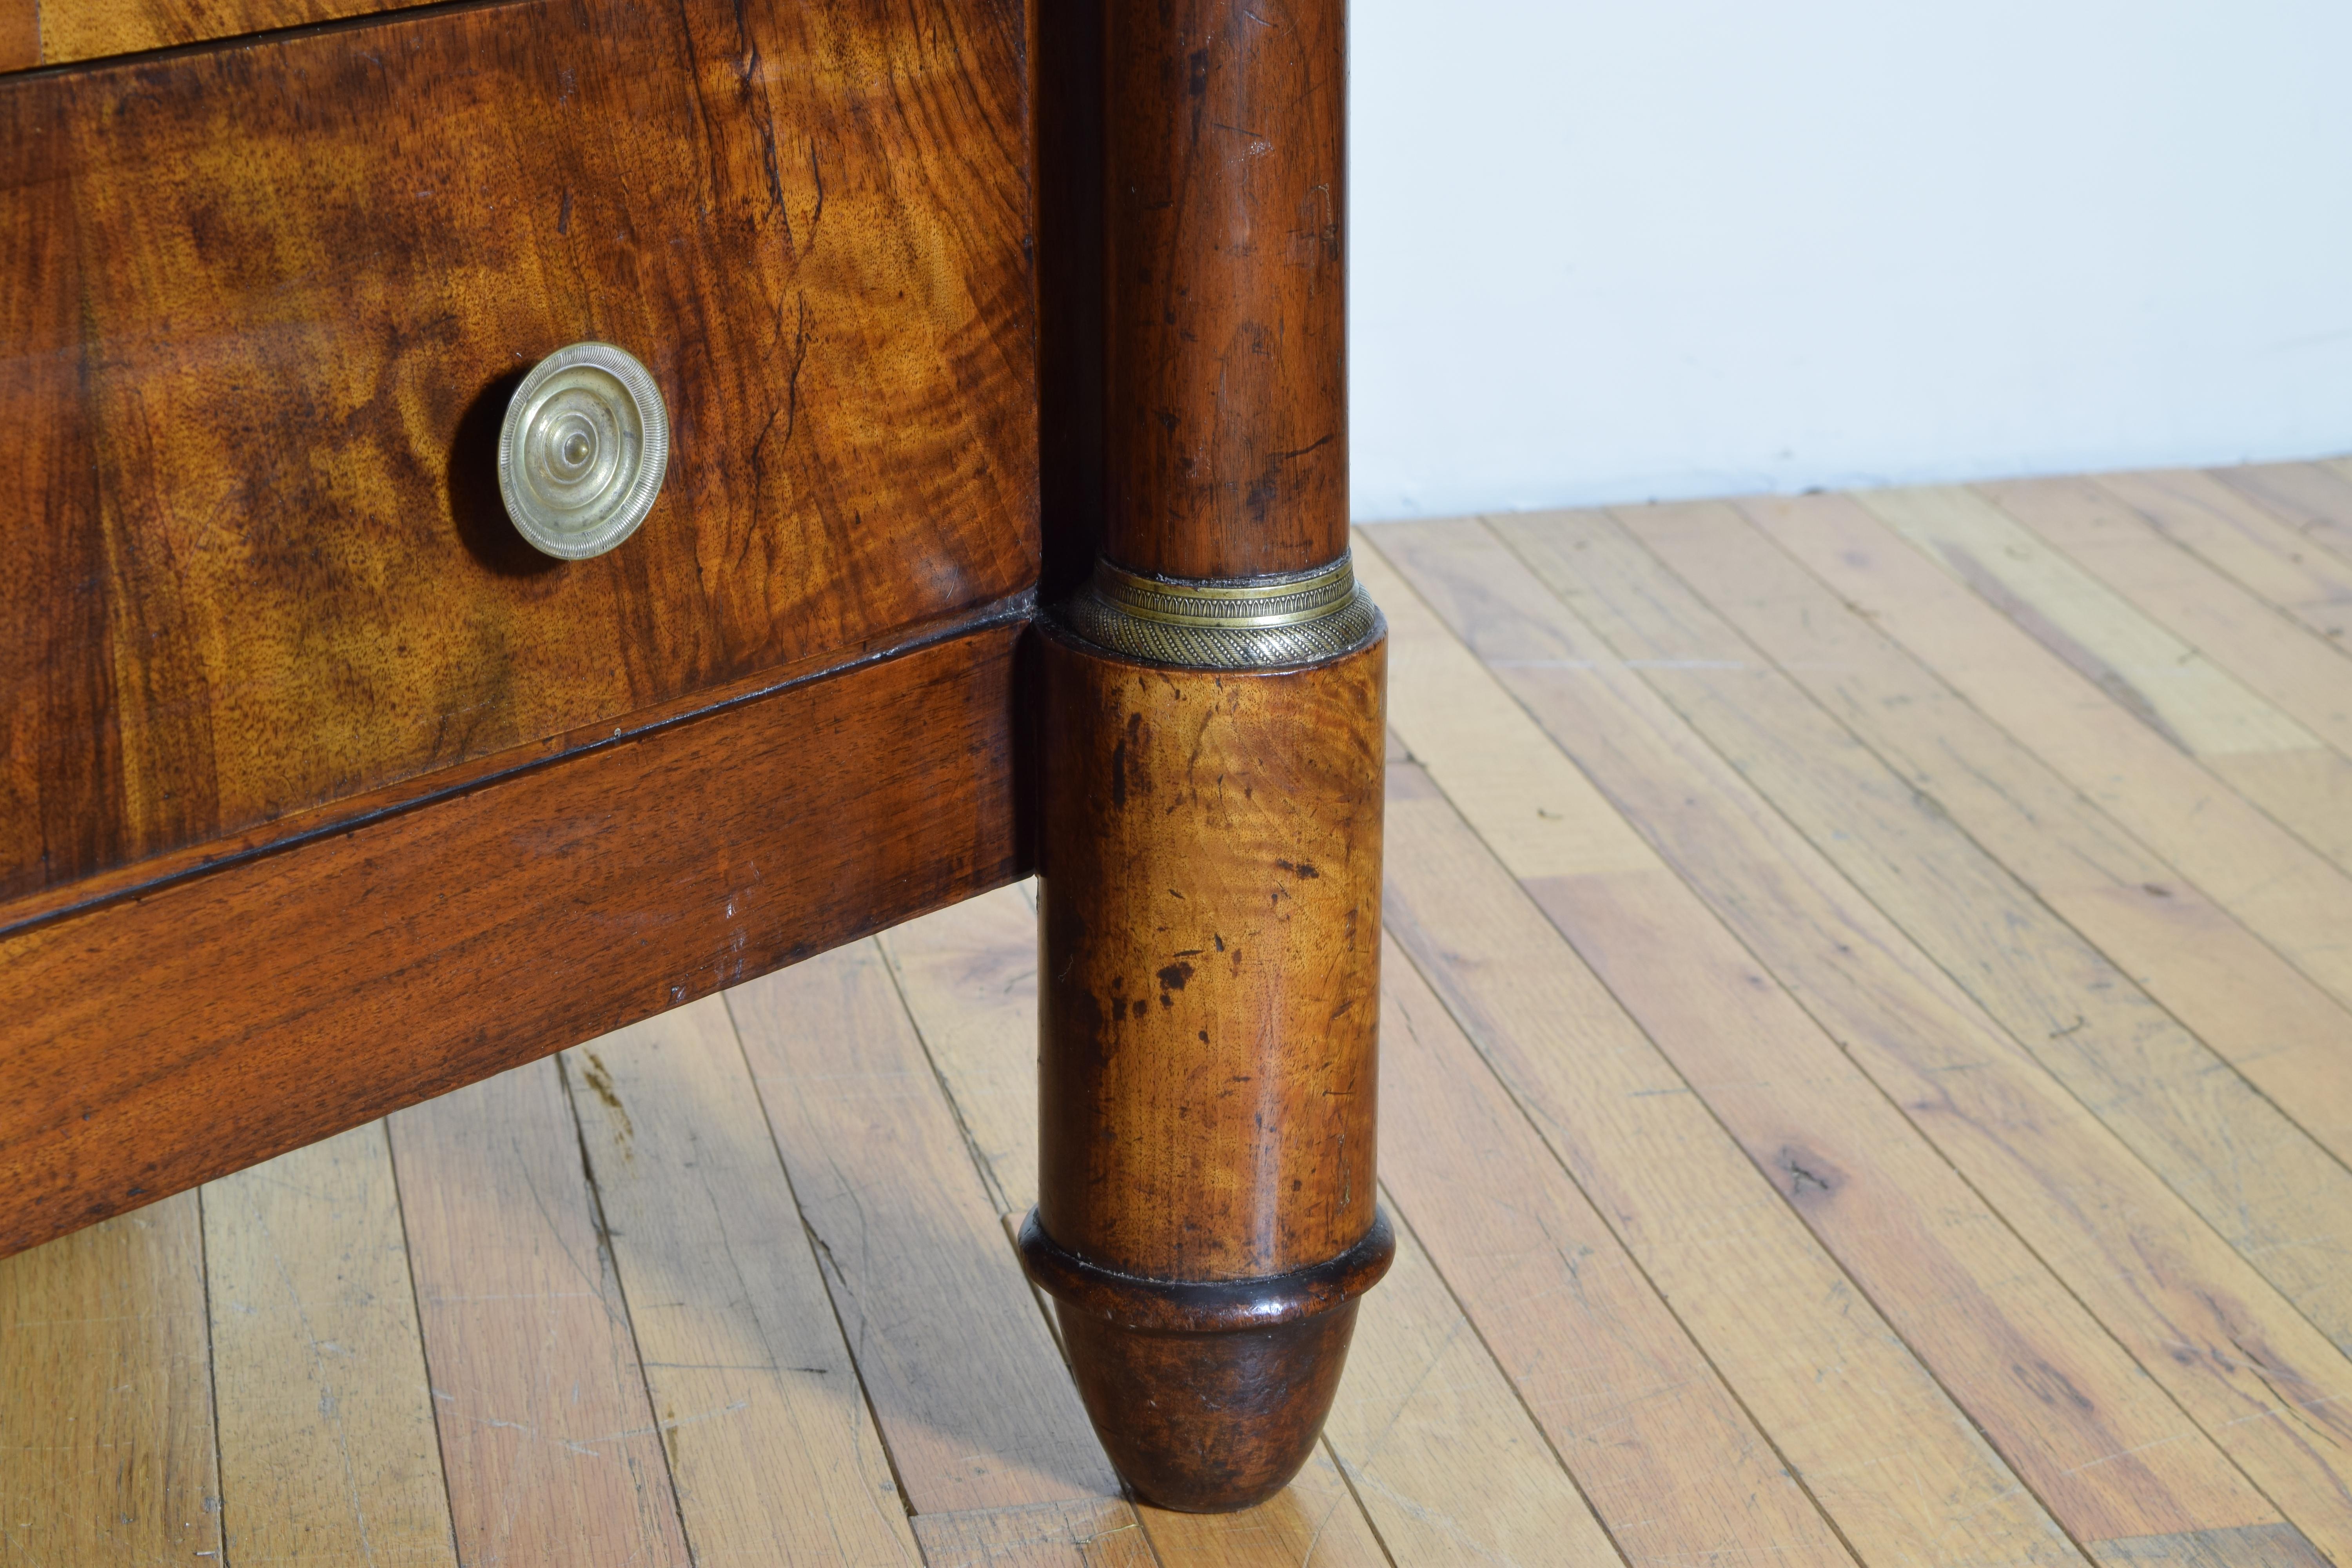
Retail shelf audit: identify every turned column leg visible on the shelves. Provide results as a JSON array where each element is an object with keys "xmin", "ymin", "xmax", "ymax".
[{"xmin": 1019, "ymin": 0, "xmax": 1385, "ymax": 1514}]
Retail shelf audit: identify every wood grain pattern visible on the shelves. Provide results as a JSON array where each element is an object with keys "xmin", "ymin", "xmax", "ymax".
[
  {"xmin": 0, "ymin": 1194, "xmax": 220, "ymax": 1566},
  {"xmin": 1741, "ymin": 491, "xmax": 2352, "ymax": 1172},
  {"xmin": 1375, "ymin": 520, "xmax": 2352, "ymax": 1563},
  {"xmin": 1376, "ymin": 826, "xmax": 2080, "ymax": 1562},
  {"xmin": 1322, "ymin": 1214, "xmax": 1617, "ymax": 1566},
  {"xmin": 1550, "ymin": 497, "xmax": 2352, "ymax": 1353},
  {"xmin": 911, "ymin": 1500, "xmax": 1157, "ymax": 1568},
  {"xmin": 1477, "ymin": 506, "xmax": 2352, "ymax": 1558},
  {"xmin": 388, "ymin": 1059, "xmax": 689, "ymax": 1568},
  {"xmin": 1372, "ymin": 903, "xmax": 1857, "ymax": 1568},
  {"xmin": 878, "ymin": 884, "xmax": 1047, "ymax": 1218},
  {"xmin": 1035, "ymin": 630, "xmax": 1384, "ymax": 1282},
  {"xmin": 0, "ymin": 622, "xmax": 1028, "ymax": 1259},
  {"xmin": 0, "ymin": 0, "xmax": 1036, "ymax": 905},
  {"xmin": 2084, "ymin": 1523, "xmax": 2332, "ymax": 1567},
  {"xmin": 1134, "ymin": 1450, "xmax": 1387, "ymax": 1566},
  {"xmin": 1590, "ymin": 496, "xmax": 2352, "ymax": 1177},
  {"xmin": 1102, "ymin": 0, "xmax": 1347, "ymax": 579},
  {"xmin": 2096, "ymin": 471, "xmax": 2352, "ymax": 647},
  {"xmin": 2210, "ymin": 461, "xmax": 2352, "ymax": 571},
  {"xmin": 1875, "ymin": 486, "xmax": 2321, "ymax": 756},
  {"xmin": 1365, "ymin": 542, "xmax": 2153, "ymax": 1563},
  {"xmin": 201, "ymin": 1123, "xmax": 456, "ymax": 1566},
  {"xmin": 1030, "ymin": 625, "xmax": 1387, "ymax": 1511},
  {"xmin": 0, "ymin": 2, "xmax": 33, "ymax": 71},
  {"xmin": 1859, "ymin": 485, "xmax": 2352, "ymax": 873},
  {"xmin": 726, "ymin": 942, "xmax": 1139, "ymax": 1541},
  {"xmin": 31, "ymin": 0, "xmax": 439, "ymax": 66},
  {"xmin": 1983, "ymin": 476, "xmax": 2352, "ymax": 764},
  {"xmin": 561, "ymin": 998, "xmax": 923, "ymax": 1565}
]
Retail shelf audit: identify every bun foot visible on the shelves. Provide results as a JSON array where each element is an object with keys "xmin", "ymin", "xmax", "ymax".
[
  {"xmin": 1060, "ymin": 1303, "xmax": 1362, "ymax": 1513},
  {"xmin": 1020, "ymin": 1210, "xmax": 1395, "ymax": 1512}
]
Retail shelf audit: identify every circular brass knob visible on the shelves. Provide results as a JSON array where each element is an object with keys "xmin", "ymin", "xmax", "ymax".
[{"xmin": 497, "ymin": 341, "xmax": 670, "ymax": 560}]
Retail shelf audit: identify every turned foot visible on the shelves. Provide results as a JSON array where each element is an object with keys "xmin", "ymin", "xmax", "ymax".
[{"xmin": 1021, "ymin": 1211, "xmax": 1393, "ymax": 1512}]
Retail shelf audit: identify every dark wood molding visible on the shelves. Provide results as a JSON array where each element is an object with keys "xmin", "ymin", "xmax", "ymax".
[{"xmin": 0, "ymin": 620, "xmax": 1033, "ymax": 1259}]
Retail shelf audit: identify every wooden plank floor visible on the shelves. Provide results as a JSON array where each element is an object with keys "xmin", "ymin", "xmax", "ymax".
[{"xmin": 7, "ymin": 461, "xmax": 2352, "ymax": 1566}]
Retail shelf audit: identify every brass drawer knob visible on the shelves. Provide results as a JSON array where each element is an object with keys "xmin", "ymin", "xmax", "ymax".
[{"xmin": 497, "ymin": 341, "xmax": 670, "ymax": 560}]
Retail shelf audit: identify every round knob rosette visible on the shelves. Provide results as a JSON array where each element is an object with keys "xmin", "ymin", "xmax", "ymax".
[{"xmin": 497, "ymin": 341, "xmax": 670, "ymax": 560}]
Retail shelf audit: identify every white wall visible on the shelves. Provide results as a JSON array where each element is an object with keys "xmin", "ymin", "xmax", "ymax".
[{"xmin": 1349, "ymin": 0, "xmax": 2352, "ymax": 520}]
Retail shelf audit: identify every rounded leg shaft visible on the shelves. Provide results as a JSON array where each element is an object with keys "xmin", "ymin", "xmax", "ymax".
[{"xmin": 1027, "ymin": 624, "xmax": 1389, "ymax": 1512}]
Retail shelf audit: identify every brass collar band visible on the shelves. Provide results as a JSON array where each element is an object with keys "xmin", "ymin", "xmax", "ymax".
[
  {"xmin": 1060, "ymin": 551, "xmax": 1381, "ymax": 670},
  {"xmin": 1091, "ymin": 554, "xmax": 1356, "ymax": 628}
]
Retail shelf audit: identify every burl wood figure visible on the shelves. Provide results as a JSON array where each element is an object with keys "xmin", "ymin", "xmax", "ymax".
[{"xmin": 0, "ymin": 0, "xmax": 1385, "ymax": 1512}]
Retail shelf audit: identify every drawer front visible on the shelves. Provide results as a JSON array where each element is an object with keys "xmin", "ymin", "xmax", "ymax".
[{"xmin": 0, "ymin": 0, "xmax": 1038, "ymax": 911}]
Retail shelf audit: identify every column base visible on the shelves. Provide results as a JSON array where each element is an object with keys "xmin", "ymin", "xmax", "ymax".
[{"xmin": 1019, "ymin": 1210, "xmax": 1395, "ymax": 1512}]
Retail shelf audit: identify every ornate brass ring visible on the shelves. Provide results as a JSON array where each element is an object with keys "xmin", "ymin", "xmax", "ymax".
[{"xmin": 1060, "ymin": 552, "xmax": 1381, "ymax": 670}]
